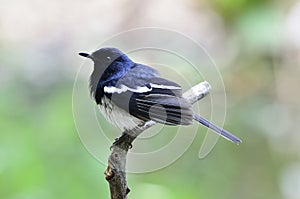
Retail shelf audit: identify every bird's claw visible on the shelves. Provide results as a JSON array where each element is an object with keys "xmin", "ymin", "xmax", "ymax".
[{"xmin": 110, "ymin": 134, "xmax": 132, "ymax": 150}]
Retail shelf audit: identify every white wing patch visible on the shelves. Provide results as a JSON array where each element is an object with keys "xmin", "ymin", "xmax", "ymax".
[
  {"xmin": 150, "ymin": 83, "xmax": 181, "ymax": 90},
  {"xmin": 104, "ymin": 85, "xmax": 152, "ymax": 94},
  {"xmin": 104, "ymin": 83, "xmax": 181, "ymax": 94}
]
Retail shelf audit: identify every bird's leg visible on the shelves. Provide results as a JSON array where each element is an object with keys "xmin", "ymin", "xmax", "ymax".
[
  {"xmin": 110, "ymin": 133, "xmax": 133, "ymax": 150},
  {"xmin": 110, "ymin": 122, "xmax": 147, "ymax": 150}
]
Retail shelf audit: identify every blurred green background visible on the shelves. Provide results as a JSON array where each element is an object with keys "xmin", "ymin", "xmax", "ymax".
[{"xmin": 1, "ymin": 0, "xmax": 300, "ymax": 199}]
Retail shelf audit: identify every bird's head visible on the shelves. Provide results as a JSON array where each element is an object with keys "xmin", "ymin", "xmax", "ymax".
[
  {"xmin": 79, "ymin": 47, "xmax": 135, "ymax": 98},
  {"xmin": 79, "ymin": 47, "xmax": 131, "ymax": 69}
]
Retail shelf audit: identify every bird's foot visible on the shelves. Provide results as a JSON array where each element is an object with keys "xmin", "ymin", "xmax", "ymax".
[{"xmin": 110, "ymin": 133, "xmax": 133, "ymax": 150}]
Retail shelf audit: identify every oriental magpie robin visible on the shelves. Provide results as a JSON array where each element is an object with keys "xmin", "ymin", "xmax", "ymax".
[{"xmin": 79, "ymin": 48, "xmax": 242, "ymax": 144}]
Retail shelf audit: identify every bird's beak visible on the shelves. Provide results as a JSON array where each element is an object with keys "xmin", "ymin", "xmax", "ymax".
[{"xmin": 78, "ymin": 52, "xmax": 91, "ymax": 58}]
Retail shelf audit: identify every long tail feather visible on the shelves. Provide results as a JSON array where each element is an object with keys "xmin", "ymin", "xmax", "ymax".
[{"xmin": 193, "ymin": 113, "xmax": 242, "ymax": 144}]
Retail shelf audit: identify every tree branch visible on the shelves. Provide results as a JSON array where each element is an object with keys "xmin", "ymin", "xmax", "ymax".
[{"xmin": 104, "ymin": 81, "xmax": 211, "ymax": 199}]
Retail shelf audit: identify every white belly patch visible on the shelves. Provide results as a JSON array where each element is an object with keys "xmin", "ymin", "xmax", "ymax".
[{"xmin": 98, "ymin": 96, "xmax": 143, "ymax": 131}]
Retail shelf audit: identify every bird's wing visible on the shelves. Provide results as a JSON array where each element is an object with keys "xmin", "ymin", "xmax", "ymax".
[{"xmin": 104, "ymin": 64, "xmax": 193, "ymax": 125}]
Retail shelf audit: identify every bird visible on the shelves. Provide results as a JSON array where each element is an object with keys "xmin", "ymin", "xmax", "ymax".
[{"xmin": 79, "ymin": 47, "xmax": 242, "ymax": 144}]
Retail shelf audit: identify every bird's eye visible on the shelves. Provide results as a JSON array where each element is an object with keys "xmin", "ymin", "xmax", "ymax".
[{"xmin": 106, "ymin": 56, "xmax": 111, "ymax": 61}]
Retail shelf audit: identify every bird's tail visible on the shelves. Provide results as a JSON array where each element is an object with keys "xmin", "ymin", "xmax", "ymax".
[{"xmin": 193, "ymin": 113, "xmax": 242, "ymax": 144}]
